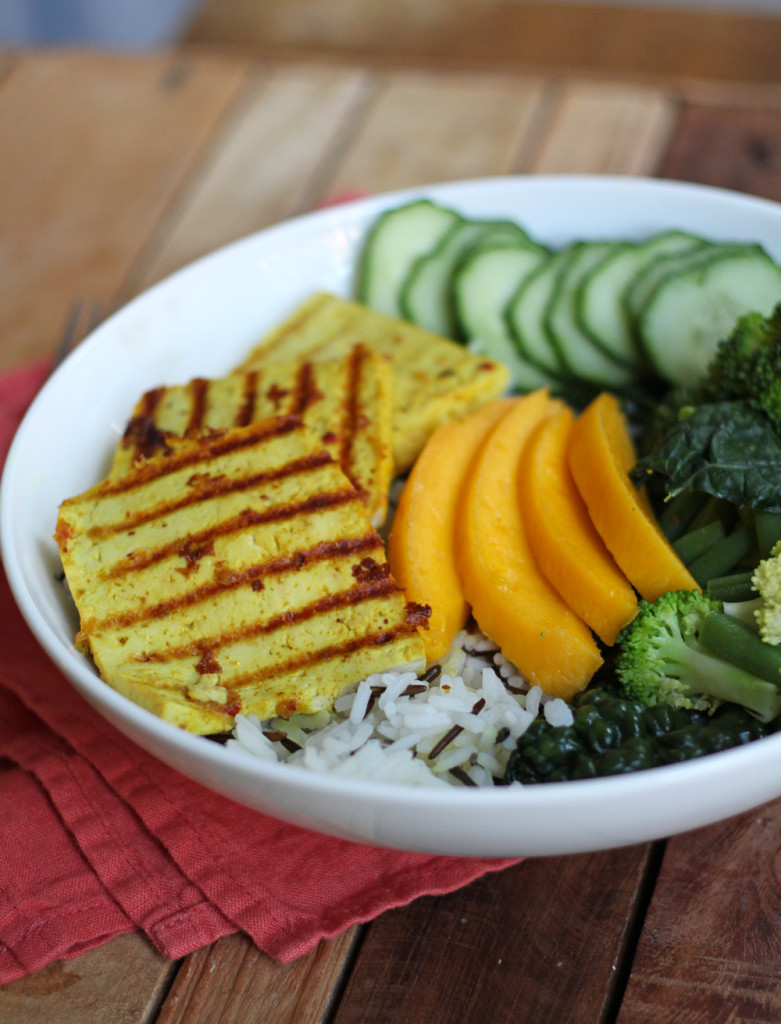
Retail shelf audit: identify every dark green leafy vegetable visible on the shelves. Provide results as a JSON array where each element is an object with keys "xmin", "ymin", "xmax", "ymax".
[
  {"xmin": 631, "ymin": 400, "xmax": 781, "ymax": 512},
  {"xmin": 503, "ymin": 687, "xmax": 773, "ymax": 784}
]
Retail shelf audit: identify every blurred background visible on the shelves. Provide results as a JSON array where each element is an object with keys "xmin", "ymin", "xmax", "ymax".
[{"xmin": 1, "ymin": 0, "xmax": 781, "ymax": 82}]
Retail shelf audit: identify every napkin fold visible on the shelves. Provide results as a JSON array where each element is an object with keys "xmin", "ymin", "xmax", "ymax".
[{"xmin": 0, "ymin": 362, "xmax": 519, "ymax": 984}]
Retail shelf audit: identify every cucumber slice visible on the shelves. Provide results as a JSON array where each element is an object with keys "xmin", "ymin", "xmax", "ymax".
[
  {"xmin": 545, "ymin": 242, "xmax": 635, "ymax": 390},
  {"xmin": 577, "ymin": 230, "xmax": 707, "ymax": 368},
  {"xmin": 506, "ymin": 249, "xmax": 571, "ymax": 376},
  {"xmin": 454, "ymin": 242, "xmax": 553, "ymax": 391},
  {"xmin": 639, "ymin": 245, "xmax": 781, "ymax": 382},
  {"xmin": 400, "ymin": 218, "xmax": 539, "ymax": 339},
  {"xmin": 624, "ymin": 238, "xmax": 715, "ymax": 328},
  {"xmin": 358, "ymin": 199, "xmax": 461, "ymax": 317}
]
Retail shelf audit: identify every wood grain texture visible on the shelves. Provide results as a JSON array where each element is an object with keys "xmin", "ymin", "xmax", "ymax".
[
  {"xmin": 529, "ymin": 80, "xmax": 677, "ymax": 176},
  {"xmin": 156, "ymin": 929, "xmax": 358, "ymax": 1024},
  {"xmin": 185, "ymin": 0, "xmax": 781, "ymax": 85},
  {"xmin": 617, "ymin": 802, "xmax": 781, "ymax": 1023},
  {"xmin": 134, "ymin": 63, "xmax": 370, "ymax": 290},
  {"xmin": 331, "ymin": 850, "xmax": 653, "ymax": 1024},
  {"xmin": 0, "ymin": 932, "xmax": 175, "ymax": 1024},
  {"xmin": 323, "ymin": 69, "xmax": 546, "ymax": 196},
  {"xmin": 0, "ymin": 52, "xmax": 247, "ymax": 372},
  {"xmin": 658, "ymin": 103, "xmax": 781, "ymax": 203}
]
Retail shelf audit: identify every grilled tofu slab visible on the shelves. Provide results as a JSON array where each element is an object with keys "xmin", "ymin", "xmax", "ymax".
[
  {"xmin": 56, "ymin": 415, "xmax": 427, "ymax": 735},
  {"xmin": 112, "ymin": 345, "xmax": 393, "ymax": 527},
  {"xmin": 235, "ymin": 293, "xmax": 510, "ymax": 473}
]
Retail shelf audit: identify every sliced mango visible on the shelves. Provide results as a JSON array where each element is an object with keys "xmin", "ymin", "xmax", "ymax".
[
  {"xmin": 521, "ymin": 407, "xmax": 638, "ymax": 645},
  {"xmin": 455, "ymin": 390, "xmax": 603, "ymax": 700},
  {"xmin": 388, "ymin": 398, "xmax": 515, "ymax": 662},
  {"xmin": 568, "ymin": 392, "xmax": 698, "ymax": 601}
]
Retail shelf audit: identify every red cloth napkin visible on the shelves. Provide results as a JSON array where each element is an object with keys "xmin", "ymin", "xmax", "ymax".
[{"xmin": 0, "ymin": 362, "xmax": 520, "ymax": 984}]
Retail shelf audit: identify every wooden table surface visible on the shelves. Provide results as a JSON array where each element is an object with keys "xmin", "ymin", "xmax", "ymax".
[{"xmin": 3, "ymin": 47, "xmax": 781, "ymax": 1024}]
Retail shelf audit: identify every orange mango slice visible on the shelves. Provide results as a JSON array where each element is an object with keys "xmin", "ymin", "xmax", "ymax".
[
  {"xmin": 456, "ymin": 389, "xmax": 603, "ymax": 700},
  {"xmin": 521, "ymin": 407, "xmax": 638, "ymax": 645},
  {"xmin": 388, "ymin": 397, "xmax": 515, "ymax": 661},
  {"xmin": 568, "ymin": 391, "xmax": 698, "ymax": 601}
]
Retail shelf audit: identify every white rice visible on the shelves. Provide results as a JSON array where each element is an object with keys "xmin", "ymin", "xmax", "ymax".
[{"xmin": 228, "ymin": 627, "xmax": 575, "ymax": 787}]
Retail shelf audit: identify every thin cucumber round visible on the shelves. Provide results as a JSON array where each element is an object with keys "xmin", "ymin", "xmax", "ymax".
[
  {"xmin": 624, "ymin": 239, "xmax": 715, "ymax": 327},
  {"xmin": 505, "ymin": 249, "xmax": 571, "ymax": 376},
  {"xmin": 400, "ymin": 218, "xmax": 539, "ymax": 339},
  {"xmin": 454, "ymin": 242, "xmax": 553, "ymax": 391},
  {"xmin": 545, "ymin": 242, "xmax": 635, "ymax": 390},
  {"xmin": 357, "ymin": 199, "xmax": 461, "ymax": 317},
  {"xmin": 639, "ymin": 245, "xmax": 781, "ymax": 382},
  {"xmin": 577, "ymin": 230, "xmax": 707, "ymax": 368}
]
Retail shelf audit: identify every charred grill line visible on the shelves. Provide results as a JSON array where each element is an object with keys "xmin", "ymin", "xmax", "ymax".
[
  {"xmin": 237, "ymin": 370, "xmax": 260, "ymax": 427},
  {"xmin": 103, "ymin": 415, "xmax": 305, "ymax": 494},
  {"xmin": 89, "ymin": 449, "xmax": 336, "ymax": 539},
  {"xmin": 340, "ymin": 345, "xmax": 366, "ymax": 498},
  {"xmin": 86, "ymin": 533, "xmax": 384, "ymax": 630},
  {"xmin": 120, "ymin": 386, "xmax": 167, "ymax": 462},
  {"xmin": 135, "ymin": 575, "xmax": 402, "ymax": 663},
  {"xmin": 186, "ymin": 378, "xmax": 209, "ymax": 435},
  {"xmin": 102, "ymin": 487, "xmax": 361, "ymax": 577},
  {"xmin": 201, "ymin": 621, "xmax": 420, "ymax": 691},
  {"xmin": 292, "ymin": 360, "xmax": 322, "ymax": 416}
]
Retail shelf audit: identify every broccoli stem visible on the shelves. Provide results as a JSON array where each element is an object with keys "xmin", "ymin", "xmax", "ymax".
[
  {"xmin": 700, "ymin": 611, "xmax": 781, "ymax": 692},
  {"xmin": 665, "ymin": 632, "xmax": 781, "ymax": 722},
  {"xmin": 688, "ymin": 524, "xmax": 756, "ymax": 587},
  {"xmin": 673, "ymin": 519, "xmax": 725, "ymax": 566}
]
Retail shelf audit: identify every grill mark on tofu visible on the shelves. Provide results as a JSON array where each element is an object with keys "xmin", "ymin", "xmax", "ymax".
[
  {"xmin": 226, "ymin": 624, "xmax": 423, "ymax": 691},
  {"xmin": 292, "ymin": 360, "xmax": 323, "ymax": 415},
  {"xmin": 86, "ymin": 533, "xmax": 384, "ymax": 630},
  {"xmin": 237, "ymin": 370, "xmax": 260, "ymax": 426},
  {"xmin": 186, "ymin": 378, "xmax": 209, "ymax": 434},
  {"xmin": 119, "ymin": 386, "xmax": 169, "ymax": 463},
  {"xmin": 135, "ymin": 574, "xmax": 401, "ymax": 664},
  {"xmin": 88, "ymin": 450, "xmax": 335, "ymax": 539},
  {"xmin": 103, "ymin": 487, "xmax": 361, "ymax": 577},
  {"xmin": 103, "ymin": 415, "xmax": 304, "ymax": 494},
  {"xmin": 339, "ymin": 344, "xmax": 366, "ymax": 501}
]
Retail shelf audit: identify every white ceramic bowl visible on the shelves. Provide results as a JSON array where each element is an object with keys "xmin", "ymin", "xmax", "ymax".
[{"xmin": 4, "ymin": 175, "xmax": 781, "ymax": 857}]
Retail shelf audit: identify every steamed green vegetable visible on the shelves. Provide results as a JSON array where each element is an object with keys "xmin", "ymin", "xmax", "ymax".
[{"xmin": 615, "ymin": 590, "xmax": 781, "ymax": 723}]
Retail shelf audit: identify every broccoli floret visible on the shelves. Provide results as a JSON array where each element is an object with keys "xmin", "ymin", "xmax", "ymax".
[
  {"xmin": 615, "ymin": 590, "xmax": 781, "ymax": 723},
  {"xmin": 750, "ymin": 539, "xmax": 781, "ymax": 645},
  {"xmin": 698, "ymin": 304, "xmax": 781, "ymax": 433}
]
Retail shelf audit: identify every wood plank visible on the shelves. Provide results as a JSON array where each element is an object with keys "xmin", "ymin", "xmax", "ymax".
[
  {"xmin": 156, "ymin": 929, "xmax": 358, "ymax": 1024},
  {"xmin": 0, "ymin": 52, "xmax": 16, "ymax": 85},
  {"xmin": 0, "ymin": 52, "xmax": 247, "ymax": 373},
  {"xmin": 185, "ymin": 0, "xmax": 781, "ymax": 85},
  {"xmin": 0, "ymin": 932, "xmax": 175, "ymax": 1024},
  {"xmin": 331, "ymin": 849, "xmax": 653, "ymax": 1024},
  {"xmin": 134, "ymin": 63, "xmax": 370, "ymax": 290},
  {"xmin": 529, "ymin": 80, "xmax": 677, "ymax": 176},
  {"xmin": 617, "ymin": 800, "xmax": 781, "ymax": 1023},
  {"xmin": 658, "ymin": 103, "xmax": 781, "ymax": 204},
  {"xmin": 324, "ymin": 70, "xmax": 546, "ymax": 196}
]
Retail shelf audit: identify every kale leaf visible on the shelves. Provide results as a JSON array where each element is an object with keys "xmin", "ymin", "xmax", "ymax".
[{"xmin": 631, "ymin": 400, "xmax": 781, "ymax": 512}]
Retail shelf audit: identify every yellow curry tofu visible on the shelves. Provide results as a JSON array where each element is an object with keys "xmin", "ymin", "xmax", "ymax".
[
  {"xmin": 56, "ymin": 416, "xmax": 427, "ymax": 735},
  {"xmin": 112, "ymin": 345, "xmax": 393, "ymax": 527},
  {"xmin": 236, "ymin": 293, "xmax": 510, "ymax": 473}
]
